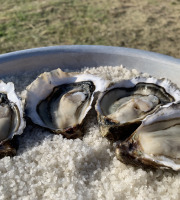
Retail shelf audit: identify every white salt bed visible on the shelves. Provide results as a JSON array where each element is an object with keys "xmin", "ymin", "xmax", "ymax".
[{"xmin": 0, "ymin": 65, "xmax": 180, "ymax": 200}]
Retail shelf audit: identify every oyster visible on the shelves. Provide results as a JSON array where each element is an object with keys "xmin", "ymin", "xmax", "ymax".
[
  {"xmin": 25, "ymin": 68, "xmax": 107, "ymax": 139},
  {"xmin": 95, "ymin": 77, "xmax": 180, "ymax": 141},
  {"xmin": 115, "ymin": 102, "xmax": 180, "ymax": 171},
  {"xmin": 0, "ymin": 81, "xmax": 25, "ymax": 158}
]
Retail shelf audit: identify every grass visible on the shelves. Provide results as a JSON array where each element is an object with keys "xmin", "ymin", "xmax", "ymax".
[{"xmin": 0, "ymin": 0, "xmax": 180, "ymax": 58}]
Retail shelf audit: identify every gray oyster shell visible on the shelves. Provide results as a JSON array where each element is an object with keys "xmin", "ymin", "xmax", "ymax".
[
  {"xmin": 25, "ymin": 68, "xmax": 107, "ymax": 139},
  {"xmin": 115, "ymin": 102, "xmax": 180, "ymax": 171},
  {"xmin": 95, "ymin": 77, "xmax": 180, "ymax": 142},
  {"xmin": 0, "ymin": 81, "xmax": 25, "ymax": 158}
]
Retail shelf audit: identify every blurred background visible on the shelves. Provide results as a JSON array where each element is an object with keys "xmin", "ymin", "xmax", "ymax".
[{"xmin": 0, "ymin": 0, "xmax": 180, "ymax": 58}]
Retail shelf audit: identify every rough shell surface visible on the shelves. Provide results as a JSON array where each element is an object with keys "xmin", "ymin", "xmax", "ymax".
[
  {"xmin": 25, "ymin": 68, "xmax": 108, "ymax": 138},
  {"xmin": 0, "ymin": 81, "xmax": 25, "ymax": 158},
  {"xmin": 95, "ymin": 77, "xmax": 180, "ymax": 141},
  {"xmin": 115, "ymin": 102, "xmax": 180, "ymax": 171}
]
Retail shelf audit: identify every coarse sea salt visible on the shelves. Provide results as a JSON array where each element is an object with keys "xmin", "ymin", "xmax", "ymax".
[{"xmin": 0, "ymin": 65, "xmax": 180, "ymax": 200}]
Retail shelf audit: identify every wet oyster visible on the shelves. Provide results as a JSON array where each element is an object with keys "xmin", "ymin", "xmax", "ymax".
[
  {"xmin": 0, "ymin": 81, "xmax": 25, "ymax": 158},
  {"xmin": 95, "ymin": 77, "xmax": 180, "ymax": 141},
  {"xmin": 25, "ymin": 68, "xmax": 107, "ymax": 139},
  {"xmin": 115, "ymin": 102, "xmax": 180, "ymax": 171}
]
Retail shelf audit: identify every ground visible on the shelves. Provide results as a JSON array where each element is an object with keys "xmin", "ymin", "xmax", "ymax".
[{"xmin": 0, "ymin": 0, "xmax": 180, "ymax": 58}]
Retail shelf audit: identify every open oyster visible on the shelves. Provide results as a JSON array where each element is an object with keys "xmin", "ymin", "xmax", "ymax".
[
  {"xmin": 95, "ymin": 77, "xmax": 180, "ymax": 141},
  {"xmin": 25, "ymin": 68, "xmax": 107, "ymax": 139},
  {"xmin": 0, "ymin": 81, "xmax": 25, "ymax": 158},
  {"xmin": 115, "ymin": 102, "xmax": 180, "ymax": 171}
]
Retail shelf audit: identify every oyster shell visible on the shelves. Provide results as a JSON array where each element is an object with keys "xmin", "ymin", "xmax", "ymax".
[
  {"xmin": 115, "ymin": 102, "xmax": 180, "ymax": 171},
  {"xmin": 25, "ymin": 68, "xmax": 107, "ymax": 138},
  {"xmin": 95, "ymin": 77, "xmax": 180, "ymax": 141},
  {"xmin": 0, "ymin": 81, "xmax": 25, "ymax": 158}
]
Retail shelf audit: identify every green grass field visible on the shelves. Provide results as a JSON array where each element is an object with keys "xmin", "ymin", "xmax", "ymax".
[{"xmin": 0, "ymin": 0, "xmax": 180, "ymax": 58}]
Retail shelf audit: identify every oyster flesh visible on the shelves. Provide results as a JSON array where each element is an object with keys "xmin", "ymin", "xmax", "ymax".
[
  {"xmin": 25, "ymin": 68, "xmax": 107, "ymax": 139},
  {"xmin": 0, "ymin": 81, "xmax": 25, "ymax": 158},
  {"xmin": 115, "ymin": 102, "xmax": 180, "ymax": 171},
  {"xmin": 96, "ymin": 77, "xmax": 180, "ymax": 141}
]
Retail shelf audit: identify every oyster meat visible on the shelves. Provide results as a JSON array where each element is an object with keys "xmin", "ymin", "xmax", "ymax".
[
  {"xmin": 96, "ymin": 77, "xmax": 180, "ymax": 141},
  {"xmin": 25, "ymin": 68, "xmax": 107, "ymax": 139},
  {"xmin": 115, "ymin": 102, "xmax": 180, "ymax": 171},
  {"xmin": 0, "ymin": 81, "xmax": 25, "ymax": 158}
]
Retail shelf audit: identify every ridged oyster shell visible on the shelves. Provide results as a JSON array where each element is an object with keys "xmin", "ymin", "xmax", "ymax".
[
  {"xmin": 95, "ymin": 77, "xmax": 180, "ymax": 141},
  {"xmin": 115, "ymin": 102, "xmax": 180, "ymax": 171},
  {"xmin": 0, "ymin": 81, "xmax": 25, "ymax": 158},
  {"xmin": 25, "ymin": 68, "xmax": 107, "ymax": 138}
]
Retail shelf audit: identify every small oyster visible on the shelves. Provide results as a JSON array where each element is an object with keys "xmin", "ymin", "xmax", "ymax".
[
  {"xmin": 115, "ymin": 102, "xmax": 180, "ymax": 171},
  {"xmin": 25, "ymin": 68, "xmax": 107, "ymax": 139},
  {"xmin": 95, "ymin": 77, "xmax": 180, "ymax": 141},
  {"xmin": 0, "ymin": 81, "xmax": 25, "ymax": 158}
]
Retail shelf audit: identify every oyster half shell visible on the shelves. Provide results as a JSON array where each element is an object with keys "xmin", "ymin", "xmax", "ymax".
[
  {"xmin": 0, "ymin": 81, "xmax": 25, "ymax": 158},
  {"xmin": 96, "ymin": 77, "xmax": 180, "ymax": 141},
  {"xmin": 115, "ymin": 102, "xmax": 180, "ymax": 171},
  {"xmin": 25, "ymin": 68, "xmax": 107, "ymax": 138}
]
